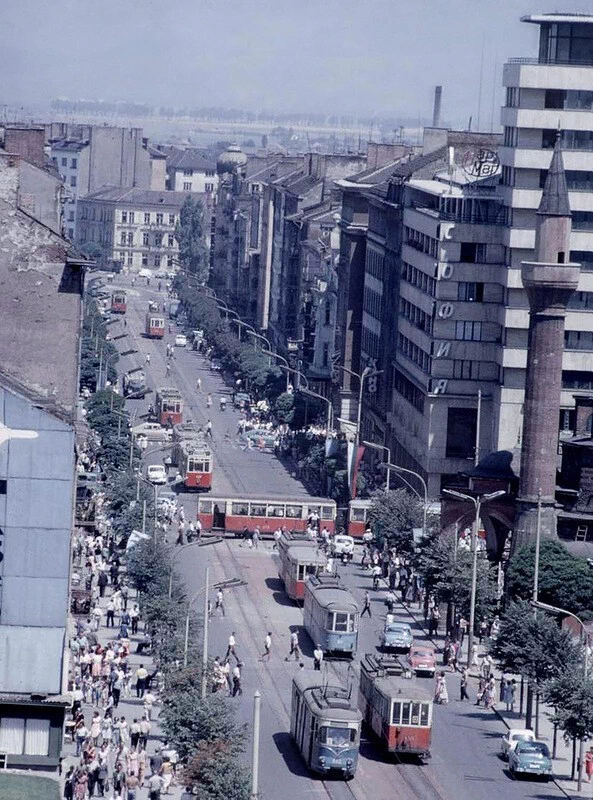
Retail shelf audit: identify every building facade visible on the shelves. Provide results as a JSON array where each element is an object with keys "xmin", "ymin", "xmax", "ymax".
[
  {"xmin": 166, "ymin": 149, "xmax": 219, "ymax": 194},
  {"xmin": 76, "ymin": 188, "xmax": 198, "ymax": 271}
]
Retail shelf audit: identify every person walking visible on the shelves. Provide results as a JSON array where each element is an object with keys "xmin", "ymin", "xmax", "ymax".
[
  {"xmin": 361, "ymin": 591, "xmax": 372, "ymax": 618},
  {"xmin": 205, "ymin": 420, "xmax": 212, "ymax": 438},
  {"xmin": 139, "ymin": 715, "xmax": 151, "ymax": 749},
  {"xmin": 313, "ymin": 645, "xmax": 324, "ymax": 671},
  {"xmin": 130, "ymin": 604, "xmax": 140, "ymax": 635},
  {"xmin": 286, "ymin": 630, "xmax": 301, "ymax": 662},
  {"xmin": 232, "ymin": 663, "xmax": 243, "ymax": 697},
  {"xmin": 215, "ymin": 588, "xmax": 225, "ymax": 617},
  {"xmin": 106, "ymin": 598, "xmax": 116, "ymax": 628},
  {"xmin": 63, "ymin": 766, "xmax": 75, "ymax": 800},
  {"xmin": 135, "ymin": 664, "xmax": 148, "ymax": 698},
  {"xmin": 460, "ymin": 667, "xmax": 470, "ymax": 701},
  {"xmin": 196, "ymin": 378, "xmax": 201, "ymax": 392},
  {"xmin": 261, "ymin": 632, "xmax": 272, "ymax": 661},
  {"xmin": 226, "ymin": 632, "xmax": 237, "ymax": 660},
  {"xmin": 206, "ymin": 394, "xmax": 212, "ymax": 409},
  {"xmin": 147, "ymin": 771, "xmax": 165, "ymax": 800},
  {"xmin": 434, "ymin": 671, "xmax": 449, "ymax": 705}
]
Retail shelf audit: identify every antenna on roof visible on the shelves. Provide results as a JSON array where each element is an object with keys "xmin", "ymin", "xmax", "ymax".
[{"xmin": 476, "ymin": 35, "xmax": 485, "ymax": 131}]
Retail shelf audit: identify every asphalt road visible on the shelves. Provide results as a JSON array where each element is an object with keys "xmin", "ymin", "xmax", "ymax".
[{"xmin": 105, "ymin": 274, "xmax": 565, "ymax": 800}]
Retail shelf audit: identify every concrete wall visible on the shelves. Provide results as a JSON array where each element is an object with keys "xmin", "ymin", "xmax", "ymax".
[{"xmin": 18, "ymin": 160, "xmax": 62, "ymax": 234}]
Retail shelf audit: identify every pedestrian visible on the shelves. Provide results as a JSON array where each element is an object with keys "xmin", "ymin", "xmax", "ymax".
[
  {"xmin": 361, "ymin": 591, "xmax": 372, "ymax": 618},
  {"xmin": 196, "ymin": 378, "xmax": 201, "ymax": 391},
  {"xmin": 106, "ymin": 598, "xmax": 115, "ymax": 628},
  {"xmin": 96, "ymin": 760, "xmax": 109, "ymax": 797},
  {"xmin": 261, "ymin": 632, "xmax": 272, "ymax": 661},
  {"xmin": 64, "ymin": 766, "xmax": 75, "ymax": 800},
  {"xmin": 143, "ymin": 689, "xmax": 156, "ymax": 720},
  {"xmin": 232, "ymin": 663, "xmax": 243, "ymax": 696},
  {"xmin": 130, "ymin": 718, "xmax": 140, "ymax": 749},
  {"xmin": 147, "ymin": 772, "xmax": 164, "ymax": 800},
  {"xmin": 98, "ymin": 570, "xmax": 108, "ymax": 598},
  {"xmin": 372, "ymin": 564, "xmax": 381, "ymax": 590},
  {"xmin": 586, "ymin": 747, "xmax": 593, "ymax": 782},
  {"xmin": 252, "ymin": 527, "xmax": 260, "ymax": 549},
  {"xmin": 130, "ymin": 604, "xmax": 140, "ymax": 635},
  {"xmin": 206, "ymin": 394, "xmax": 212, "ymax": 408},
  {"xmin": 139, "ymin": 716, "xmax": 151, "ymax": 749},
  {"xmin": 434, "ymin": 671, "xmax": 449, "ymax": 705},
  {"xmin": 126, "ymin": 773, "xmax": 140, "ymax": 800},
  {"xmin": 226, "ymin": 632, "xmax": 237, "ymax": 660},
  {"xmin": 215, "ymin": 588, "xmax": 225, "ymax": 617},
  {"xmin": 286, "ymin": 630, "xmax": 301, "ymax": 662},
  {"xmin": 205, "ymin": 420, "xmax": 212, "ymax": 438},
  {"xmin": 135, "ymin": 664, "xmax": 148, "ymax": 698},
  {"xmin": 145, "ymin": 353, "xmax": 151, "ymax": 365},
  {"xmin": 460, "ymin": 667, "xmax": 470, "ymax": 701},
  {"xmin": 313, "ymin": 644, "xmax": 323, "ymax": 671}
]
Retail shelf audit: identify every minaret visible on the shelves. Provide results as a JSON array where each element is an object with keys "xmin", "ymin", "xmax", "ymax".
[{"xmin": 513, "ymin": 135, "xmax": 581, "ymax": 549}]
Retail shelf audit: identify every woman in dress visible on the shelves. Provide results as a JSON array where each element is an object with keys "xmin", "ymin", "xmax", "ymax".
[
  {"xmin": 127, "ymin": 747, "xmax": 139, "ymax": 777},
  {"xmin": 434, "ymin": 671, "xmax": 449, "ymax": 705},
  {"xmin": 73, "ymin": 767, "xmax": 88, "ymax": 800},
  {"xmin": 90, "ymin": 710, "xmax": 102, "ymax": 746},
  {"xmin": 137, "ymin": 745, "xmax": 147, "ymax": 787}
]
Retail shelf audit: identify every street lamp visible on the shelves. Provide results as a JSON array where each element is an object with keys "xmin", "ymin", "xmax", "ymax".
[
  {"xmin": 168, "ymin": 541, "xmax": 204, "ymax": 599},
  {"xmin": 443, "ymin": 488, "xmax": 506, "ymax": 667},
  {"xmin": 278, "ymin": 365, "xmax": 333, "ymax": 433},
  {"xmin": 531, "ymin": 599, "xmax": 589, "ymax": 791},
  {"xmin": 136, "ymin": 474, "xmax": 159, "ymax": 541},
  {"xmin": 262, "ymin": 349, "xmax": 290, "ymax": 392},
  {"xmin": 384, "ymin": 462, "xmax": 429, "ymax": 539},
  {"xmin": 363, "ymin": 441, "xmax": 391, "ymax": 491},
  {"xmin": 336, "ymin": 365, "xmax": 382, "ymax": 446},
  {"xmin": 246, "ymin": 329, "xmax": 272, "ymax": 353}
]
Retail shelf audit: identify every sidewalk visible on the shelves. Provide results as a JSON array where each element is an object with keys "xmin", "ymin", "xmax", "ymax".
[{"xmin": 64, "ymin": 579, "xmax": 186, "ymax": 799}]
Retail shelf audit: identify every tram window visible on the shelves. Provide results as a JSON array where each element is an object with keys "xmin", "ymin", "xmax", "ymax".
[
  {"xmin": 347, "ymin": 614, "xmax": 356, "ymax": 632},
  {"xmin": 267, "ymin": 504, "xmax": 285, "ymax": 517},
  {"xmin": 333, "ymin": 612, "xmax": 349, "ymax": 632},
  {"xmin": 321, "ymin": 505, "xmax": 334, "ymax": 520},
  {"xmin": 232, "ymin": 503, "xmax": 249, "ymax": 515},
  {"xmin": 392, "ymin": 701, "xmax": 401, "ymax": 725},
  {"xmin": 351, "ymin": 507, "xmax": 366, "ymax": 522},
  {"xmin": 410, "ymin": 702, "xmax": 421, "ymax": 726},
  {"xmin": 200, "ymin": 501, "xmax": 213, "ymax": 513},
  {"xmin": 204, "ymin": 461, "xmax": 211, "ymax": 472},
  {"xmin": 420, "ymin": 703, "xmax": 430, "ymax": 727},
  {"xmin": 401, "ymin": 702, "xmax": 412, "ymax": 725},
  {"xmin": 319, "ymin": 726, "xmax": 355, "ymax": 746},
  {"xmin": 307, "ymin": 505, "xmax": 321, "ymax": 518},
  {"xmin": 305, "ymin": 564, "xmax": 319, "ymax": 576},
  {"xmin": 286, "ymin": 505, "xmax": 302, "ymax": 518},
  {"xmin": 250, "ymin": 503, "xmax": 266, "ymax": 516}
]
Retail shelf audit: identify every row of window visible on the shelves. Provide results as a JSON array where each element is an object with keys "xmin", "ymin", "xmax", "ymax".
[
  {"xmin": 404, "ymin": 226, "xmax": 439, "ymax": 258},
  {"xmin": 458, "ymin": 281, "xmax": 484, "ymax": 302},
  {"xmin": 120, "ymin": 232, "xmax": 176, "ymax": 247},
  {"xmin": 543, "ymin": 129, "xmax": 593, "ymax": 152},
  {"xmin": 366, "ymin": 248, "xmax": 384, "ymax": 280},
  {"xmin": 562, "ymin": 371, "xmax": 593, "ymax": 390},
  {"xmin": 393, "ymin": 368, "xmax": 425, "ymax": 413},
  {"xmin": 117, "ymin": 252, "xmax": 174, "ymax": 268},
  {"xmin": 182, "ymin": 181, "xmax": 215, "ymax": 192},
  {"xmin": 363, "ymin": 286, "xmax": 383, "ymax": 320},
  {"xmin": 78, "ymin": 206, "xmax": 113, "ymax": 222},
  {"xmin": 401, "ymin": 261, "xmax": 436, "ymax": 296},
  {"xmin": 182, "ymin": 168, "xmax": 215, "ymax": 177},
  {"xmin": 54, "ymin": 156, "xmax": 77, "ymax": 169},
  {"xmin": 568, "ymin": 291, "xmax": 593, "ymax": 310},
  {"xmin": 361, "ymin": 326, "xmax": 380, "ymax": 360},
  {"xmin": 397, "ymin": 333, "xmax": 431, "ymax": 373},
  {"xmin": 565, "ymin": 330, "xmax": 593, "ymax": 350},
  {"xmin": 121, "ymin": 211, "xmax": 177, "ymax": 225},
  {"xmin": 399, "ymin": 298, "xmax": 432, "ymax": 334},
  {"xmin": 508, "ymin": 88, "xmax": 593, "ymax": 112}
]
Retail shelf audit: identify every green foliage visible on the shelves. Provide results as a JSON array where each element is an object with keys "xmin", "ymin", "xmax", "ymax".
[
  {"xmin": 161, "ymin": 688, "xmax": 246, "ymax": 761},
  {"xmin": 126, "ymin": 539, "xmax": 171, "ymax": 596},
  {"xmin": 368, "ymin": 488, "xmax": 422, "ymax": 553},
  {"xmin": 415, "ymin": 529, "xmax": 499, "ymax": 622},
  {"xmin": 183, "ymin": 741, "xmax": 251, "ymax": 800},
  {"xmin": 274, "ymin": 392, "xmax": 295, "ymax": 424},
  {"xmin": 175, "ymin": 196, "xmax": 209, "ymax": 282},
  {"xmin": 545, "ymin": 672, "xmax": 593, "ymax": 744},
  {"xmin": 507, "ymin": 539, "xmax": 593, "ymax": 616},
  {"xmin": 490, "ymin": 600, "xmax": 582, "ymax": 687}
]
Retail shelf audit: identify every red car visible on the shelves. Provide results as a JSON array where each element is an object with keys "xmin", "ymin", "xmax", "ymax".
[{"xmin": 408, "ymin": 645, "xmax": 436, "ymax": 677}]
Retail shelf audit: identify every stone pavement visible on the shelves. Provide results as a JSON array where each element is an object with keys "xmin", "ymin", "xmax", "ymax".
[{"xmin": 63, "ymin": 582, "xmax": 187, "ymax": 799}]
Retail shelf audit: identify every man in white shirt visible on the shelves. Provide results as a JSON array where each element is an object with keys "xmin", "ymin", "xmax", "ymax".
[{"xmin": 313, "ymin": 645, "xmax": 323, "ymax": 671}]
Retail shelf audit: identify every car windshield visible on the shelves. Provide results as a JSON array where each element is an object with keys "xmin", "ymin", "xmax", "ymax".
[
  {"xmin": 387, "ymin": 625, "xmax": 409, "ymax": 634},
  {"xmin": 511, "ymin": 733, "xmax": 533, "ymax": 741},
  {"xmin": 518, "ymin": 742, "xmax": 549, "ymax": 756},
  {"xmin": 412, "ymin": 649, "xmax": 432, "ymax": 658}
]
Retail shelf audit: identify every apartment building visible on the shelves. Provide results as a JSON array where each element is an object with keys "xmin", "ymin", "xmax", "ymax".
[
  {"xmin": 76, "ymin": 188, "xmax": 197, "ymax": 271},
  {"xmin": 166, "ymin": 149, "xmax": 218, "ymax": 194},
  {"xmin": 498, "ymin": 13, "xmax": 593, "ymax": 456}
]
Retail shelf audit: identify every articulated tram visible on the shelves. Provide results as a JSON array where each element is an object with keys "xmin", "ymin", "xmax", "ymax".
[
  {"xmin": 290, "ymin": 672, "xmax": 362, "ymax": 778},
  {"xmin": 196, "ymin": 495, "xmax": 337, "ymax": 536},
  {"xmin": 303, "ymin": 574, "xmax": 359, "ymax": 656}
]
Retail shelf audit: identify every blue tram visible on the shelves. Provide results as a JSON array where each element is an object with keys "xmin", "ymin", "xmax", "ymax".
[
  {"xmin": 303, "ymin": 574, "xmax": 359, "ymax": 656},
  {"xmin": 290, "ymin": 672, "xmax": 362, "ymax": 778}
]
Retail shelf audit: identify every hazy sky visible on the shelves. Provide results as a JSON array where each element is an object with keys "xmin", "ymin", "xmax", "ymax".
[{"xmin": 3, "ymin": 0, "xmax": 593, "ymax": 126}]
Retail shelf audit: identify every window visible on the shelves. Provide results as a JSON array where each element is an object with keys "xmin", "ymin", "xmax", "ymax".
[
  {"xmin": 156, "ymin": 213, "xmax": 164, "ymax": 225},
  {"xmin": 169, "ymin": 214, "xmax": 175, "ymax": 225},
  {"xmin": 206, "ymin": 169, "xmax": 215, "ymax": 177},
  {"xmin": 446, "ymin": 408, "xmax": 477, "ymax": 459},
  {"xmin": 453, "ymin": 360, "xmax": 481, "ymax": 380},
  {"xmin": 68, "ymin": 210, "xmax": 75, "ymax": 221},
  {"xmin": 0, "ymin": 717, "xmax": 50, "ymax": 756},
  {"xmin": 168, "ymin": 234, "xmax": 174, "ymax": 247},
  {"xmin": 573, "ymin": 212, "xmax": 593, "ymax": 231},
  {"xmin": 61, "ymin": 157, "xmax": 67, "ymax": 167},
  {"xmin": 458, "ymin": 282, "xmax": 484, "ymax": 302},
  {"xmin": 70, "ymin": 175, "xmax": 77, "ymax": 187},
  {"xmin": 154, "ymin": 255, "xmax": 161, "ymax": 267},
  {"xmin": 324, "ymin": 299, "xmax": 331, "ymax": 326},
  {"xmin": 144, "ymin": 212, "xmax": 151, "ymax": 224},
  {"xmin": 544, "ymin": 129, "xmax": 593, "ymax": 151},
  {"xmin": 167, "ymin": 256, "xmax": 173, "ymax": 267},
  {"xmin": 120, "ymin": 232, "xmax": 126, "ymax": 245},
  {"xmin": 127, "ymin": 232, "xmax": 133, "ymax": 245},
  {"xmin": 568, "ymin": 291, "xmax": 593, "ymax": 310},
  {"xmin": 127, "ymin": 252, "xmax": 133, "ymax": 266},
  {"xmin": 571, "ymin": 251, "xmax": 593, "ymax": 271},
  {"xmin": 503, "ymin": 126, "xmax": 518, "ymax": 148},
  {"xmin": 183, "ymin": 168, "xmax": 193, "ymax": 176},
  {"xmin": 506, "ymin": 87, "xmax": 520, "ymax": 108},
  {"xmin": 267, "ymin": 504, "xmax": 285, "ymax": 517},
  {"xmin": 205, "ymin": 183, "xmax": 214, "ymax": 192},
  {"xmin": 121, "ymin": 211, "xmax": 128, "ymax": 223},
  {"xmin": 143, "ymin": 232, "xmax": 149, "ymax": 246},
  {"xmin": 71, "ymin": 158, "xmax": 77, "ymax": 169},
  {"xmin": 183, "ymin": 182, "xmax": 192, "ymax": 191},
  {"xmin": 129, "ymin": 212, "xmax": 135, "ymax": 224},
  {"xmin": 565, "ymin": 330, "xmax": 593, "ymax": 350},
  {"xmin": 404, "ymin": 227, "xmax": 439, "ymax": 258},
  {"xmin": 322, "ymin": 343, "xmax": 329, "ymax": 367},
  {"xmin": 460, "ymin": 243, "xmax": 477, "ymax": 263},
  {"xmin": 142, "ymin": 254, "xmax": 148, "ymax": 266},
  {"xmin": 401, "ymin": 261, "xmax": 436, "ymax": 295},
  {"xmin": 455, "ymin": 321, "xmax": 482, "ymax": 341},
  {"xmin": 393, "ymin": 368, "xmax": 425, "ymax": 413},
  {"xmin": 501, "ymin": 165, "xmax": 515, "ymax": 187},
  {"xmin": 68, "ymin": 228, "xmax": 74, "ymax": 238},
  {"xmin": 332, "ymin": 612, "xmax": 349, "ymax": 632},
  {"xmin": 231, "ymin": 502, "xmax": 249, "ymax": 515},
  {"xmin": 399, "ymin": 298, "xmax": 432, "ymax": 334},
  {"xmin": 397, "ymin": 333, "xmax": 431, "ymax": 373}
]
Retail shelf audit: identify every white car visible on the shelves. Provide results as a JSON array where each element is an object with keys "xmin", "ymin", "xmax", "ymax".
[
  {"xmin": 331, "ymin": 534, "xmax": 355, "ymax": 557},
  {"xmin": 138, "ymin": 268, "xmax": 152, "ymax": 278},
  {"xmin": 175, "ymin": 334, "xmax": 187, "ymax": 347},
  {"xmin": 131, "ymin": 422, "xmax": 170, "ymax": 442},
  {"xmin": 147, "ymin": 464, "xmax": 167, "ymax": 485},
  {"xmin": 500, "ymin": 728, "xmax": 536, "ymax": 760}
]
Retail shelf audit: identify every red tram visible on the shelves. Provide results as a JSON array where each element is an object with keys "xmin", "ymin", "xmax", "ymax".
[
  {"xmin": 145, "ymin": 312, "xmax": 165, "ymax": 338},
  {"xmin": 279, "ymin": 544, "xmax": 326, "ymax": 601},
  {"xmin": 347, "ymin": 499, "xmax": 372, "ymax": 538},
  {"xmin": 358, "ymin": 653, "xmax": 432, "ymax": 759},
  {"xmin": 155, "ymin": 387, "xmax": 183, "ymax": 426},
  {"xmin": 178, "ymin": 439, "xmax": 212, "ymax": 490},
  {"xmin": 197, "ymin": 496, "xmax": 337, "ymax": 536},
  {"xmin": 111, "ymin": 290, "xmax": 127, "ymax": 314}
]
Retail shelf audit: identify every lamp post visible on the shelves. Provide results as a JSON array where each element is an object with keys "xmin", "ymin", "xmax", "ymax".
[
  {"xmin": 251, "ymin": 690, "xmax": 262, "ymax": 799},
  {"xmin": 337, "ymin": 365, "xmax": 382, "ymax": 446},
  {"xmin": 183, "ymin": 567, "xmax": 210, "ymax": 677},
  {"xmin": 263, "ymin": 350, "xmax": 290, "ymax": 392},
  {"xmin": 278, "ymin": 365, "xmax": 333, "ymax": 433},
  {"xmin": 531, "ymin": 599, "xmax": 589, "ymax": 791},
  {"xmin": 136, "ymin": 474, "xmax": 159, "ymax": 542},
  {"xmin": 246, "ymin": 329, "xmax": 272, "ymax": 353},
  {"xmin": 444, "ymin": 489, "xmax": 506, "ymax": 667},
  {"xmin": 384, "ymin": 462, "xmax": 429, "ymax": 539},
  {"xmin": 168, "ymin": 541, "xmax": 203, "ymax": 599},
  {"xmin": 362, "ymin": 441, "xmax": 391, "ymax": 491}
]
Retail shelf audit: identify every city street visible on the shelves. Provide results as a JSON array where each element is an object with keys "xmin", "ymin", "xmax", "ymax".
[{"xmin": 111, "ymin": 275, "xmax": 566, "ymax": 800}]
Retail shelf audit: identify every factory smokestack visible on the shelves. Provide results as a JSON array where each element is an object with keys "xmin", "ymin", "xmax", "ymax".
[{"xmin": 432, "ymin": 85, "xmax": 442, "ymax": 127}]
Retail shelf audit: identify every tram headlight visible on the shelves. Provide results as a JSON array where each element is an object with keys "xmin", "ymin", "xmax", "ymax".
[{"xmin": 346, "ymin": 758, "xmax": 353, "ymax": 767}]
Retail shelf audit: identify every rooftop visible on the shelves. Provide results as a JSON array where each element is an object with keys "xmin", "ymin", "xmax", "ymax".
[
  {"xmin": 522, "ymin": 13, "xmax": 593, "ymax": 26},
  {"xmin": 49, "ymin": 137, "xmax": 88, "ymax": 152},
  {"xmin": 167, "ymin": 148, "xmax": 216, "ymax": 171},
  {"xmin": 79, "ymin": 186, "xmax": 195, "ymax": 207}
]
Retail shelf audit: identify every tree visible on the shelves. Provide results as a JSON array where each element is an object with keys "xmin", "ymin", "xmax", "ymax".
[
  {"xmin": 126, "ymin": 539, "xmax": 171, "ymax": 596},
  {"xmin": 507, "ymin": 539, "xmax": 593, "ymax": 616},
  {"xmin": 175, "ymin": 196, "xmax": 209, "ymax": 281},
  {"xmin": 545, "ymin": 672, "xmax": 593, "ymax": 746},
  {"xmin": 183, "ymin": 741, "xmax": 250, "ymax": 800},
  {"xmin": 368, "ymin": 488, "xmax": 422, "ymax": 553}
]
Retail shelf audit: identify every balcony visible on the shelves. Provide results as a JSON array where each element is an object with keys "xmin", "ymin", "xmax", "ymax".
[{"xmin": 509, "ymin": 57, "xmax": 593, "ymax": 68}]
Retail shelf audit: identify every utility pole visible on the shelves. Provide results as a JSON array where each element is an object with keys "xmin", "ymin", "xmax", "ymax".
[
  {"xmin": 251, "ymin": 690, "xmax": 261, "ymax": 799},
  {"xmin": 475, "ymin": 389, "xmax": 482, "ymax": 466},
  {"xmin": 201, "ymin": 566, "xmax": 210, "ymax": 700}
]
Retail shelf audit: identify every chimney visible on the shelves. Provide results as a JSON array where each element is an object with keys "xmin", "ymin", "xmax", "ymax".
[
  {"xmin": 4, "ymin": 126, "xmax": 46, "ymax": 170},
  {"xmin": 432, "ymin": 86, "xmax": 443, "ymax": 128}
]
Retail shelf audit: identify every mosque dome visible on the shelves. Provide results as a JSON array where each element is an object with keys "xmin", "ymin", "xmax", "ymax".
[{"xmin": 216, "ymin": 143, "xmax": 247, "ymax": 175}]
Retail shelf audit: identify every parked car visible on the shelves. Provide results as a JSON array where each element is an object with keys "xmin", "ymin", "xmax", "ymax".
[
  {"xmin": 175, "ymin": 334, "xmax": 187, "ymax": 347},
  {"xmin": 508, "ymin": 740, "xmax": 552, "ymax": 780},
  {"xmin": 408, "ymin": 645, "xmax": 436, "ymax": 676},
  {"xmin": 500, "ymin": 729, "xmax": 536, "ymax": 760},
  {"xmin": 234, "ymin": 392, "xmax": 251, "ymax": 408},
  {"xmin": 381, "ymin": 622, "xmax": 413, "ymax": 653},
  {"xmin": 147, "ymin": 464, "xmax": 168, "ymax": 485},
  {"xmin": 331, "ymin": 534, "xmax": 355, "ymax": 557},
  {"xmin": 138, "ymin": 268, "xmax": 152, "ymax": 278},
  {"xmin": 131, "ymin": 422, "xmax": 171, "ymax": 442},
  {"xmin": 210, "ymin": 358, "xmax": 222, "ymax": 371}
]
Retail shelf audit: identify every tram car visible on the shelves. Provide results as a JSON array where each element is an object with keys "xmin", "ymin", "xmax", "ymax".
[
  {"xmin": 277, "ymin": 529, "xmax": 314, "ymax": 558},
  {"xmin": 172, "ymin": 423, "xmax": 205, "ymax": 447},
  {"xmin": 347, "ymin": 499, "xmax": 372, "ymax": 538},
  {"xmin": 196, "ymin": 496, "xmax": 337, "ymax": 536},
  {"xmin": 279, "ymin": 544, "xmax": 326, "ymax": 601},
  {"xmin": 155, "ymin": 387, "xmax": 183, "ymax": 426},
  {"xmin": 145, "ymin": 311, "xmax": 165, "ymax": 338},
  {"xmin": 358, "ymin": 653, "xmax": 432, "ymax": 759},
  {"xmin": 111, "ymin": 290, "xmax": 127, "ymax": 314},
  {"xmin": 177, "ymin": 439, "xmax": 212, "ymax": 490},
  {"xmin": 290, "ymin": 672, "xmax": 362, "ymax": 778},
  {"xmin": 303, "ymin": 574, "xmax": 359, "ymax": 656}
]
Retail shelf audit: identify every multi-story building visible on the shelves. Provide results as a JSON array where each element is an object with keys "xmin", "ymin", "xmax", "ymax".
[
  {"xmin": 498, "ymin": 13, "xmax": 593, "ymax": 458},
  {"xmin": 0, "ymin": 151, "xmax": 84, "ymax": 770},
  {"xmin": 76, "ymin": 188, "xmax": 201, "ymax": 271},
  {"xmin": 166, "ymin": 149, "xmax": 219, "ymax": 194}
]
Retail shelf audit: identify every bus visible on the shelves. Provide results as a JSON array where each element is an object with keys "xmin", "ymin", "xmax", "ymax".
[
  {"xmin": 197, "ymin": 496, "xmax": 337, "ymax": 536},
  {"xmin": 358, "ymin": 653, "xmax": 432, "ymax": 759},
  {"xmin": 279, "ymin": 544, "xmax": 326, "ymax": 601},
  {"xmin": 290, "ymin": 672, "xmax": 362, "ymax": 778},
  {"xmin": 145, "ymin": 312, "xmax": 165, "ymax": 339},
  {"xmin": 303, "ymin": 574, "xmax": 359, "ymax": 656},
  {"xmin": 155, "ymin": 387, "xmax": 183, "ymax": 426},
  {"xmin": 111, "ymin": 290, "xmax": 127, "ymax": 314}
]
